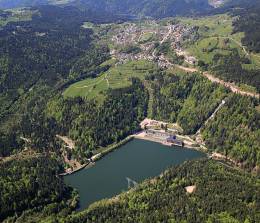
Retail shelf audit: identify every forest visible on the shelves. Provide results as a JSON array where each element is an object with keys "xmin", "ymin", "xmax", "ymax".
[
  {"xmin": 0, "ymin": 1, "xmax": 260, "ymax": 222},
  {"xmin": 52, "ymin": 159, "xmax": 260, "ymax": 223},
  {"xmin": 202, "ymin": 94, "xmax": 260, "ymax": 169},
  {"xmin": 233, "ymin": 2, "xmax": 260, "ymax": 53},
  {"xmin": 0, "ymin": 0, "xmax": 213, "ymax": 18},
  {"xmin": 0, "ymin": 154, "xmax": 76, "ymax": 222},
  {"xmin": 22, "ymin": 78, "xmax": 148, "ymax": 162},
  {"xmin": 209, "ymin": 49, "xmax": 260, "ymax": 93},
  {"xmin": 149, "ymin": 72, "xmax": 228, "ymax": 134},
  {"xmin": 0, "ymin": 5, "xmax": 122, "ymax": 157},
  {"xmin": 149, "ymin": 71, "xmax": 260, "ymax": 169}
]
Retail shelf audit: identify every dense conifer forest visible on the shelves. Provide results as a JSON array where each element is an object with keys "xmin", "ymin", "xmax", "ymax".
[
  {"xmin": 0, "ymin": 5, "xmax": 124, "ymax": 157},
  {"xmin": 209, "ymin": 49, "xmax": 260, "ymax": 93},
  {"xmin": 0, "ymin": 155, "xmax": 76, "ymax": 222},
  {"xmin": 233, "ymin": 2, "xmax": 260, "ymax": 53},
  {"xmin": 202, "ymin": 94, "xmax": 260, "ymax": 169},
  {"xmin": 0, "ymin": 1, "xmax": 259, "ymax": 222},
  {"xmin": 149, "ymin": 72, "xmax": 228, "ymax": 134},
  {"xmin": 21, "ymin": 79, "xmax": 148, "ymax": 161}
]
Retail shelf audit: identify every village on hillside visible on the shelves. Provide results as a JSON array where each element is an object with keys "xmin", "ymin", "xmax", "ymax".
[{"xmin": 109, "ymin": 20, "xmax": 197, "ymax": 68}]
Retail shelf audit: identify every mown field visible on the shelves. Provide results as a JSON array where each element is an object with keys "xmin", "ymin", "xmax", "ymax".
[{"xmin": 63, "ymin": 60, "xmax": 157, "ymax": 102}]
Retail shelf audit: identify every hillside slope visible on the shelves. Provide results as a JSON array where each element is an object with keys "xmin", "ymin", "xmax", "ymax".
[
  {"xmin": 0, "ymin": 0, "xmax": 258, "ymax": 18},
  {"xmin": 0, "ymin": 0, "xmax": 74, "ymax": 9},
  {"xmin": 74, "ymin": 0, "xmax": 213, "ymax": 18},
  {"xmin": 0, "ymin": 0, "xmax": 46, "ymax": 8}
]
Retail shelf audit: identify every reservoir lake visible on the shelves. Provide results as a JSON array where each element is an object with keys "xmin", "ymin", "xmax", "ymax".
[{"xmin": 64, "ymin": 138, "xmax": 206, "ymax": 210}]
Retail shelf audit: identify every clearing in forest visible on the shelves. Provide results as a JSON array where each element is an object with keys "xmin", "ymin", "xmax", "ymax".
[
  {"xmin": 63, "ymin": 60, "xmax": 157, "ymax": 102},
  {"xmin": 179, "ymin": 14, "xmax": 260, "ymax": 68},
  {"xmin": 179, "ymin": 15, "xmax": 244, "ymax": 61}
]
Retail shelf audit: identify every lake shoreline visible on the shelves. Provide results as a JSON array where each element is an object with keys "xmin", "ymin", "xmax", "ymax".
[
  {"xmin": 61, "ymin": 131, "xmax": 206, "ymax": 176},
  {"xmin": 64, "ymin": 138, "xmax": 206, "ymax": 210},
  {"xmin": 59, "ymin": 130, "xmax": 207, "ymax": 176}
]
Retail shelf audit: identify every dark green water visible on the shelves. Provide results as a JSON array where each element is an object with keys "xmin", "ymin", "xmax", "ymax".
[{"xmin": 64, "ymin": 139, "xmax": 206, "ymax": 210}]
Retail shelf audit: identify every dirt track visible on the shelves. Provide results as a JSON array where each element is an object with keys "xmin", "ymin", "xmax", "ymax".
[{"xmin": 175, "ymin": 65, "xmax": 260, "ymax": 99}]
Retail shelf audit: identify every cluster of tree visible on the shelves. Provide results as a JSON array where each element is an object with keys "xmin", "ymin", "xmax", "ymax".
[
  {"xmin": 209, "ymin": 49, "xmax": 260, "ymax": 93},
  {"xmin": 119, "ymin": 45, "xmax": 142, "ymax": 55},
  {"xmin": 0, "ymin": 84, "xmax": 59, "ymax": 157},
  {"xmin": 0, "ymin": 155, "xmax": 77, "ymax": 222},
  {"xmin": 1, "ymin": 77, "xmax": 147, "ymax": 160},
  {"xmin": 0, "ymin": 5, "xmax": 102, "ymax": 116},
  {"xmin": 202, "ymin": 94, "xmax": 260, "ymax": 169},
  {"xmin": 74, "ymin": 0, "xmax": 215, "ymax": 18},
  {"xmin": 233, "ymin": 1, "xmax": 260, "ymax": 53},
  {"xmin": 0, "ymin": 131, "xmax": 21, "ymax": 157},
  {"xmin": 155, "ymin": 41, "xmax": 184, "ymax": 65},
  {"xmin": 0, "ymin": 5, "xmax": 115, "ymax": 157},
  {"xmin": 148, "ymin": 72, "xmax": 227, "ymax": 134},
  {"xmin": 43, "ymin": 78, "xmax": 148, "ymax": 161},
  {"xmin": 53, "ymin": 159, "xmax": 260, "ymax": 223}
]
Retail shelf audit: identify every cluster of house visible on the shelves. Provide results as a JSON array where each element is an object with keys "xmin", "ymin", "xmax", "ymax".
[
  {"xmin": 175, "ymin": 49, "xmax": 197, "ymax": 65},
  {"xmin": 110, "ymin": 21, "xmax": 197, "ymax": 68}
]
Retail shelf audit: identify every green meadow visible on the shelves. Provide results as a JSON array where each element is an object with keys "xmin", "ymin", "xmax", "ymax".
[
  {"xmin": 179, "ymin": 14, "xmax": 260, "ymax": 69},
  {"xmin": 64, "ymin": 60, "xmax": 157, "ymax": 102}
]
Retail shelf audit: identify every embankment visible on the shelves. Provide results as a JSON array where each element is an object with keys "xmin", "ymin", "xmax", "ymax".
[{"xmin": 91, "ymin": 136, "xmax": 134, "ymax": 162}]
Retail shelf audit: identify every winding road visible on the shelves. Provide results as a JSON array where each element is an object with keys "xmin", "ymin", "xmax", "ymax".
[{"xmin": 174, "ymin": 65, "xmax": 260, "ymax": 99}]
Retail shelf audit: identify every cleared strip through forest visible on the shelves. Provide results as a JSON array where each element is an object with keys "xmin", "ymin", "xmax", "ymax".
[{"xmin": 175, "ymin": 65, "xmax": 260, "ymax": 99}]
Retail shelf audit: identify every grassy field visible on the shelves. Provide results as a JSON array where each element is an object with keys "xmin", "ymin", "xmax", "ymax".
[
  {"xmin": 178, "ymin": 14, "xmax": 260, "ymax": 69},
  {"xmin": 250, "ymin": 53, "xmax": 260, "ymax": 68},
  {"xmin": 82, "ymin": 22, "xmax": 94, "ymax": 29},
  {"xmin": 138, "ymin": 32, "xmax": 156, "ymax": 44},
  {"xmin": 187, "ymin": 36, "xmax": 245, "ymax": 64},
  {"xmin": 0, "ymin": 9, "xmax": 36, "ymax": 27},
  {"xmin": 178, "ymin": 14, "xmax": 235, "ymax": 38},
  {"xmin": 64, "ymin": 60, "xmax": 157, "ymax": 102},
  {"xmin": 166, "ymin": 66, "xmax": 193, "ymax": 75},
  {"xmin": 179, "ymin": 15, "xmax": 244, "ymax": 60},
  {"xmin": 237, "ymin": 83, "xmax": 258, "ymax": 94}
]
